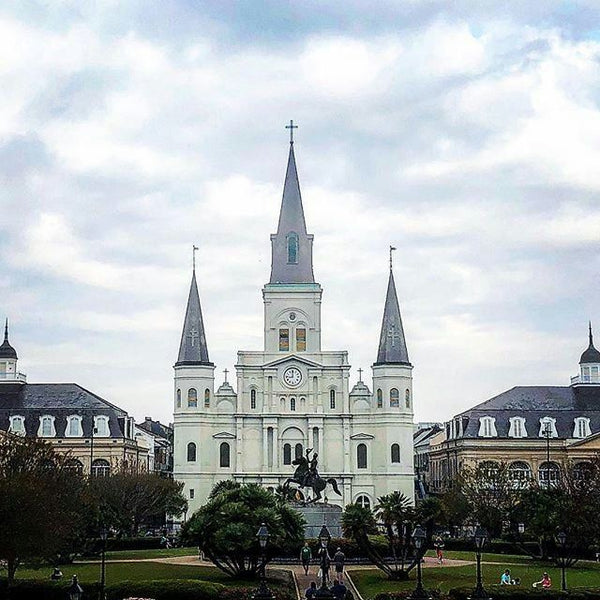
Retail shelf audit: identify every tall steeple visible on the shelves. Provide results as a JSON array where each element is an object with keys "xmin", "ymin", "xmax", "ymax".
[
  {"xmin": 269, "ymin": 132, "xmax": 315, "ymax": 284},
  {"xmin": 374, "ymin": 264, "xmax": 410, "ymax": 366},
  {"xmin": 580, "ymin": 321, "xmax": 600, "ymax": 364},
  {"xmin": 0, "ymin": 318, "xmax": 17, "ymax": 360},
  {"xmin": 175, "ymin": 269, "xmax": 212, "ymax": 366}
]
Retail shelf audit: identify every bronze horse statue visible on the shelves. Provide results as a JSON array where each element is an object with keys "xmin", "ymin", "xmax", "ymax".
[{"xmin": 282, "ymin": 452, "xmax": 342, "ymax": 504}]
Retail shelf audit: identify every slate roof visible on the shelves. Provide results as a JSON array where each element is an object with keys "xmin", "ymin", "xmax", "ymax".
[
  {"xmin": 0, "ymin": 319, "xmax": 17, "ymax": 359},
  {"xmin": 176, "ymin": 270, "xmax": 211, "ymax": 366},
  {"xmin": 269, "ymin": 142, "xmax": 315, "ymax": 284},
  {"xmin": 0, "ymin": 382, "xmax": 128, "ymax": 438},
  {"xmin": 374, "ymin": 269, "xmax": 410, "ymax": 366},
  {"xmin": 455, "ymin": 385, "xmax": 600, "ymax": 439},
  {"xmin": 137, "ymin": 418, "xmax": 172, "ymax": 440}
]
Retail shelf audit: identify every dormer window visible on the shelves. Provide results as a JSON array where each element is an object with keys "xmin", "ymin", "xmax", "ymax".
[
  {"xmin": 508, "ymin": 416, "xmax": 527, "ymax": 438},
  {"xmin": 573, "ymin": 417, "xmax": 591, "ymax": 439},
  {"xmin": 9, "ymin": 415, "xmax": 25, "ymax": 436},
  {"xmin": 38, "ymin": 415, "xmax": 56, "ymax": 438},
  {"xmin": 478, "ymin": 416, "xmax": 497, "ymax": 438},
  {"xmin": 94, "ymin": 415, "xmax": 110, "ymax": 437},
  {"xmin": 66, "ymin": 415, "xmax": 83, "ymax": 437},
  {"xmin": 538, "ymin": 417, "xmax": 558, "ymax": 438},
  {"xmin": 287, "ymin": 232, "xmax": 299, "ymax": 264}
]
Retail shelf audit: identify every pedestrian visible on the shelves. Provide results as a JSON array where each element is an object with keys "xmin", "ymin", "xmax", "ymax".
[
  {"xmin": 434, "ymin": 536, "xmax": 445, "ymax": 564},
  {"xmin": 500, "ymin": 569, "xmax": 512, "ymax": 585},
  {"xmin": 50, "ymin": 567, "xmax": 63, "ymax": 580},
  {"xmin": 305, "ymin": 581, "xmax": 317, "ymax": 598},
  {"xmin": 317, "ymin": 546, "xmax": 331, "ymax": 584},
  {"xmin": 330, "ymin": 578, "xmax": 347, "ymax": 600},
  {"xmin": 300, "ymin": 541, "xmax": 312, "ymax": 575},
  {"xmin": 533, "ymin": 572, "xmax": 552, "ymax": 589},
  {"xmin": 333, "ymin": 546, "xmax": 345, "ymax": 578}
]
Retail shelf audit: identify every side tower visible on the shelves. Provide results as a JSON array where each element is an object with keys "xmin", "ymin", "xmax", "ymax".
[
  {"xmin": 370, "ymin": 255, "xmax": 415, "ymax": 501},
  {"xmin": 173, "ymin": 263, "xmax": 215, "ymax": 505}
]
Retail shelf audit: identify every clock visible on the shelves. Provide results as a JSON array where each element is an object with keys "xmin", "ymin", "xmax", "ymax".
[{"xmin": 283, "ymin": 367, "xmax": 302, "ymax": 387}]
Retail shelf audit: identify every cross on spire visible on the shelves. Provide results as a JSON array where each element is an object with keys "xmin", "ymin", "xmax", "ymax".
[
  {"xmin": 285, "ymin": 119, "xmax": 298, "ymax": 144},
  {"xmin": 192, "ymin": 244, "xmax": 199, "ymax": 271},
  {"xmin": 358, "ymin": 367, "xmax": 363, "ymax": 382},
  {"xmin": 223, "ymin": 368, "xmax": 229, "ymax": 383},
  {"xmin": 387, "ymin": 323, "xmax": 401, "ymax": 347},
  {"xmin": 389, "ymin": 245, "xmax": 397, "ymax": 271},
  {"xmin": 188, "ymin": 327, "xmax": 199, "ymax": 347}
]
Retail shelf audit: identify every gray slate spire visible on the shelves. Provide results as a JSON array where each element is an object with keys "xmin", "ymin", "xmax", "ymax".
[
  {"xmin": 175, "ymin": 270, "xmax": 212, "ymax": 366},
  {"xmin": 269, "ymin": 142, "xmax": 315, "ymax": 284},
  {"xmin": 0, "ymin": 318, "xmax": 17, "ymax": 359},
  {"xmin": 580, "ymin": 321, "xmax": 600, "ymax": 364},
  {"xmin": 375, "ymin": 269, "xmax": 410, "ymax": 365}
]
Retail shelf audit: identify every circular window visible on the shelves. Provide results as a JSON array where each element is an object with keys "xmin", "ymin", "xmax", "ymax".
[{"xmin": 289, "ymin": 312, "xmax": 296, "ymax": 321}]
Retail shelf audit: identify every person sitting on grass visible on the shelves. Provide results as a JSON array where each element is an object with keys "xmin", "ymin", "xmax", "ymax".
[
  {"xmin": 500, "ymin": 569, "xmax": 512, "ymax": 585},
  {"xmin": 533, "ymin": 572, "xmax": 552, "ymax": 588}
]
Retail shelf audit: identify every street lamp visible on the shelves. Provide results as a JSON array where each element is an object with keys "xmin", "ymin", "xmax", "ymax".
[
  {"xmin": 252, "ymin": 523, "xmax": 274, "ymax": 600},
  {"xmin": 409, "ymin": 524, "xmax": 430, "ymax": 600},
  {"xmin": 556, "ymin": 531, "xmax": 568, "ymax": 591},
  {"xmin": 518, "ymin": 523, "xmax": 525, "ymax": 535},
  {"xmin": 99, "ymin": 527, "xmax": 108, "ymax": 600},
  {"xmin": 315, "ymin": 524, "xmax": 334, "ymax": 598},
  {"xmin": 469, "ymin": 525, "xmax": 491, "ymax": 600},
  {"xmin": 67, "ymin": 575, "xmax": 83, "ymax": 600},
  {"xmin": 542, "ymin": 423, "xmax": 552, "ymax": 488}
]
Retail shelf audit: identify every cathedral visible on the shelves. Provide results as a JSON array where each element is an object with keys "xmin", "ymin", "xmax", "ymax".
[{"xmin": 172, "ymin": 137, "xmax": 415, "ymax": 511}]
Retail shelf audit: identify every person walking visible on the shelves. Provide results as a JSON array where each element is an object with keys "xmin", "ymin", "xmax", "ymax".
[
  {"xmin": 333, "ymin": 546, "xmax": 345, "ymax": 578},
  {"xmin": 305, "ymin": 581, "xmax": 317, "ymax": 598},
  {"xmin": 434, "ymin": 536, "xmax": 445, "ymax": 564},
  {"xmin": 300, "ymin": 542, "xmax": 313, "ymax": 576}
]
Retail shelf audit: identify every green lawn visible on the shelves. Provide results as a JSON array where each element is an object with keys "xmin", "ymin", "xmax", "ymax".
[
  {"xmin": 15, "ymin": 560, "xmax": 288, "ymax": 591},
  {"xmin": 103, "ymin": 547, "xmax": 197, "ymax": 560},
  {"xmin": 351, "ymin": 560, "xmax": 600, "ymax": 599}
]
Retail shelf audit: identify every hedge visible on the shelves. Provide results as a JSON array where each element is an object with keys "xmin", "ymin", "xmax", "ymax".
[
  {"xmin": 0, "ymin": 579, "xmax": 100, "ymax": 600},
  {"xmin": 447, "ymin": 587, "xmax": 600, "ymax": 599}
]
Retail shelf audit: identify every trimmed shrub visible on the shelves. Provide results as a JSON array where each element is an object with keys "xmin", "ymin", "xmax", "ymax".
[
  {"xmin": 0, "ymin": 579, "xmax": 100, "ymax": 600},
  {"xmin": 447, "ymin": 587, "xmax": 600, "ymax": 599},
  {"xmin": 106, "ymin": 579, "xmax": 224, "ymax": 600}
]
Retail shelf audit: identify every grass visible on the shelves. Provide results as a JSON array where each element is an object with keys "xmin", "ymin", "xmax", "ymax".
[
  {"xmin": 103, "ymin": 547, "xmax": 197, "ymax": 560},
  {"xmin": 14, "ymin": 560, "xmax": 290, "ymax": 592},
  {"xmin": 351, "ymin": 559, "xmax": 600, "ymax": 599}
]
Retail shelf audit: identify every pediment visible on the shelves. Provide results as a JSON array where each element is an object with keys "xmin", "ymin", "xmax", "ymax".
[
  {"xmin": 350, "ymin": 433, "xmax": 375, "ymax": 440},
  {"xmin": 263, "ymin": 355, "xmax": 322, "ymax": 369},
  {"xmin": 213, "ymin": 431, "xmax": 236, "ymax": 439}
]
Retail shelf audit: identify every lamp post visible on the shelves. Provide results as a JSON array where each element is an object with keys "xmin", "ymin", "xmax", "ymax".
[
  {"xmin": 315, "ymin": 524, "xmax": 334, "ymax": 598},
  {"xmin": 470, "ymin": 525, "xmax": 491, "ymax": 600},
  {"xmin": 542, "ymin": 423, "xmax": 552, "ymax": 488},
  {"xmin": 67, "ymin": 575, "xmax": 83, "ymax": 600},
  {"xmin": 99, "ymin": 527, "xmax": 108, "ymax": 600},
  {"xmin": 252, "ymin": 523, "xmax": 275, "ymax": 600},
  {"xmin": 410, "ymin": 524, "xmax": 430, "ymax": 600},
  {"xmin": 556, "ymin": 531, "xmax": 567, "ymax": 591}
]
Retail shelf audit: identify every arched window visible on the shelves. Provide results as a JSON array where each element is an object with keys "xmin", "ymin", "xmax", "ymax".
[
  {"xmin": 377, "ymin": 389, "xmax": 383, "ymax": 408},
  {"xmin": 295, "ymin": 443, "xmax": 303, "ymax": 459},
  {"xmin": 204, "ymin": 388, "xmax": 210, "ymax": 408},
  {"xmin": 296, "ymin": 328, "xmax": 306, "ymax": 351},
  {"xmin": 405, "ymin": 389, "xmax": 411, "ymax": 408},
  {"xmin": 220, "ymin": 442, "xmax": 230, "ymax": 468},
  {"xmin": 357, "ymin": 443, "xmax": 367, "ymax": 469},
  {"xmin": 176, "ymin": 389, "xmax": 181, "ymax": 408},
  {"xmin": 250, "ymin": 389, "xmax": 257, "ymax": 410},
  {"xmin": 91, "ymin": 459, "xmax": 110, "ymax": 478},
  {"xmin": 573, "ymin": 417, "xmax": 591, "ymax": 439},
  {"xmin": 330, "ymin": 389, "xmax": 336, "ymax": 410},
  {"xmin": 66, "ymin": 415, "xmax": 83, "ymax": 437},
  {"xmin": 508, "ymin": 461, "xmax": 531, "ymax": 488},
  {"xmin": 65, "ymin": 459, "xmax": 83, "ymax": 474},
  {"xmin": 187, "ymin": 442, "xmax": 197, "ymax": 462},
  {"xmin": 188, "ymin": 388, "xmax": 198, "ymax": 408},
  {"xmin": 538, "ymin": 461, "xmax": 560, "ymax": 488},
  {"xmin": 573, "ymin": 461, "xmax": 592, "ymax": 484},
  {"xmin": 355, "ymin": 495, "xmax": 370, "ymax": 509},
  {"xmin": 391, "ymin": 443, "xmax": 400, "ymax": 463},
  {"xmin": 390, "ymin": 388, "xmax": 399, "ymax": 407},
  {"xmin": 279, "ymin": 328, "xmax": 290, "ymax": 351},
  {"xmin": 287, "ymin": 232, "xmax": 299, "ymax": 264},
  {"xmin": 290, "ymin": 397, "xmax": 296, "ymax": 411},
  {"xmin": 283, "ymin": 443, "xmax": 292, "ymax": 465},
  {"xmin": 8, "ymin": 415, "xmax": 25, "ymax": 435},
  {"xmin": 479, "ymin": 460, "xmax": 500, "ymax": 477},
  {"xmin": 39, "ymin": 415, "xmax": 55, "ymax": 437}
]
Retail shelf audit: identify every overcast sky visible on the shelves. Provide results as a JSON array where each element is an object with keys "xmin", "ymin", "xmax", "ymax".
[{"xmin": 2, "ymin": 1, "xmax": 600, "ymax": 425}]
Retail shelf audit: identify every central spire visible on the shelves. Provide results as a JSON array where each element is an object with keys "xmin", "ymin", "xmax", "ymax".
[{"xmin": 269, "ymin": 130, "xmax": 315, "ymax": 284}]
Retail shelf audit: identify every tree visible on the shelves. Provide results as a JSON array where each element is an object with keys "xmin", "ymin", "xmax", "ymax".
[
  {"xmin": 0, "ymin": 435, "xmax": 86, "ymax": 583},
  {"xmin": 87, "ymin": 462, "xmax": 187, "ymax": 536},
  {"xmin": 415, "ymin": 496, "xmax": 446, "ymax": 539},
  {"xmin": 181, "ymin": 482, "xmax": 304, "ymax": 578},
  {"xmin": 342, "ymin": 494, "xmax": 419, "ymax": 581}
]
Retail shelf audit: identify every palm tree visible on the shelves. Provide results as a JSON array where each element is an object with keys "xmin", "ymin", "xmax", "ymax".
[{"xmin": 374, "ymin": 492, "xmax": 415, "ymax": 572}]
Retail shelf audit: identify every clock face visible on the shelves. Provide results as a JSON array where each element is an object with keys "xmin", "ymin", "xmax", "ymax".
[{"xmin": 283, "ymin": 367, "xmax": 302, "ymax": 387}]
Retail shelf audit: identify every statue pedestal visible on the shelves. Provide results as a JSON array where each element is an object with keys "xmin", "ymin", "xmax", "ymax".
[{"xmin": 294, "ymin": 503, "xmax": 343, "ymax": 538}]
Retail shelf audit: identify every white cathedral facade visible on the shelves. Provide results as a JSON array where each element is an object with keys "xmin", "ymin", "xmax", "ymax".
[{"xmin": 173, "ymin": 139, "xmax": 415, "ymax": 512}]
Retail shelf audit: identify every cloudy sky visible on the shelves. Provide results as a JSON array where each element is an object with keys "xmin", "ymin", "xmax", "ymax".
[{"xmin": 2, "ymin": 1, "xmax": 600, "ymax": 425}]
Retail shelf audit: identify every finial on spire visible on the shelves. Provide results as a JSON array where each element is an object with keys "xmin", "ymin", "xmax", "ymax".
[
  {"xmin": 192, "ymin": 245, "xmax": 199, "ymax": 271},
  {"xmin": 389, "ymin": 245, "xmax": 397, "ymax": 271},
  {"xmin": 285, "ymin": 119, "xmax": 298, "ymax": 144},
  {"xmin": 590, "ymin": 321, "xmax": 594, "ymax": 347},
  {"xmin": 4, "ymin": 318, "xmax": 8, "ymax": 342}
]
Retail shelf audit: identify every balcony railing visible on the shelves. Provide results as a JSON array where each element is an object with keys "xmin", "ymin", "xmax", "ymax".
[
  {"xmin": 0, "ymin": 372, "xmax": 27, "ymax": 382},
  {"xmin": 571, "ymin": 374, "xmax": 600, "ymax": 385}
]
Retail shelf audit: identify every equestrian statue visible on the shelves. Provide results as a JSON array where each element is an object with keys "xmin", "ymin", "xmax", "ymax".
[{"xmin": 283, "ymin": 448, "xmax": 342, "ymax": 504}]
